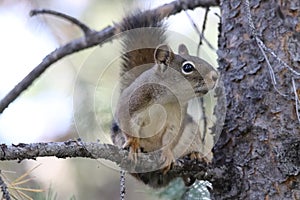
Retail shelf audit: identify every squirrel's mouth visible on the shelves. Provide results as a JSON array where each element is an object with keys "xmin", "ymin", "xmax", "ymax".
[
  {"xmin": 194, "ymin": 80, "xmax": 217, "ymax": 95},
  {"xmin": 194, "ymin": 87, "xmax": 209, "ymax": 95},
  {"xmin": 194, "ymin": 70, "xmax": 219, "ymax": 95}
]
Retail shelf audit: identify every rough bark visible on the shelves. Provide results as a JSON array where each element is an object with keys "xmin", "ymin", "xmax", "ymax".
[{"xmin": 212, "ymin": 0, "xmax": 300, "ymax": 199}]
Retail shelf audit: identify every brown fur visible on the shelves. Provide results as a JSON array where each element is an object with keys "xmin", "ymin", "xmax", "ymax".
[{"xmin": 111, "ymin": 10, "xmax": 219, "ymax": 188}]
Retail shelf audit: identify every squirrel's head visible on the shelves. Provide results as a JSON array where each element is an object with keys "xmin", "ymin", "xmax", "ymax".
[{"xmin": 153, "ymin": 44, "xmax": 219, "ymax": 97}]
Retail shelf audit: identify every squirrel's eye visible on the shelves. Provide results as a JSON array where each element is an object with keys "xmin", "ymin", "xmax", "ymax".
[{"xmin": 181, "ymin": 61, "xmax": 195, "ymax": 75}]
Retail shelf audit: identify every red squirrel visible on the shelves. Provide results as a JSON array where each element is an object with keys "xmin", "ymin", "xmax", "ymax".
[{"xmin": 111, "ymin": 10, "xmax": 218, "ymax": 188}]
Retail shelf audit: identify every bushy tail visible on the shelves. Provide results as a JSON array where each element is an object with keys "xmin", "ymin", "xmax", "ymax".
[{"xmin": 118, "ymin": 10, "xmax": 167, "ymax": 91}]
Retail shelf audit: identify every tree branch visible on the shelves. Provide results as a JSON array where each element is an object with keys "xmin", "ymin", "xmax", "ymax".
[
  {"xmin": 0, "ymin": 140, "xmax": 226, "ymax": 184},
  {"xmin": 0, "ymin": 0, "xmax": 219, "ymax": 114},
  {"xmin": 0, "ymin": 141, "xmax": 122, "ymax": 162},
  {"xmin": 30, "ymin": 9, "xmax": 95, "ymax": 35}
]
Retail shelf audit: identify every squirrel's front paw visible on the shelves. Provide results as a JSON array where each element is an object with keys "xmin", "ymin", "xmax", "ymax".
[
  {"xmin": 189, "ymin": 152, "xmax": 210, "ymax": 164},
  {"xmin": 160, "ymin": 149, "xmax": 175, "ymax": 174},
  {"xmin": 123, "ymin": 137, "xmax": 140, "ymax": 161}
]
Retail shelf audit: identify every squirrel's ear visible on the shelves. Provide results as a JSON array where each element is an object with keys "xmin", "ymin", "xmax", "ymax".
[
  {"xmin": 154, "ymin": 44, "xmax": 174, "ymax": 66},
  {"xmin": 178, "ymin": 44, "xmax": 189, "ymax": 56}
]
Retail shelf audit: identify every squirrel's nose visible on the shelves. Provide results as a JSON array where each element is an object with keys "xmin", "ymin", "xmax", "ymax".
[{"xmin": 208, "ymin": 70, "xmax": 219, "ymax": 82}]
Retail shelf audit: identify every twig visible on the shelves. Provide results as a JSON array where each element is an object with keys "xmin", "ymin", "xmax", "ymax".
[
  {"xmin": 0, "ymin": 0, "xmax": 219, "ymax": 114},
  {"xmin": 183, "ymin": 9, "xmax": 216, "ymax": 52},
  {"xmin": 242, "ymin": 0, "xmax": 300, "ymax": 77},
  {"xmin": 242, "ymin": 0, "xmax": 286, "ymax": 97},
  {"xmin": 0, "ymin": 174, "xmax": 11, "ymax": 200},
  {"xmin": 120, "ymin": 170, "xmax": 126, "ymax": 200},
  {"xmin": 30, "ymin": 9, "xmax": 95, "ymax": 35},
  {"xmin": 197, "ymin": 7, "xmax": 210, "ymax": 56},
  {"xmin": 256, "ymin": 37, "xmax": 300, "ymax": 76},
  {"xmin": 256, "ymin": 38, "xmax": 287, "ymax": 97},
  {"xmin": 242, "ymin": 0, "xmax": 300, "ymax": 93},
  {"xmin": 197, "ymin": 7, "xmax": 211, "ymax": 143},
  {"xmin": 243, "ymin": 0, "xmax": 256, "ymax": 37},
  {"xmin": 244, "ymin": 0, "xmax": 299, "ymax": 76},
  {"xmin": 242, "ymin": 0, "xmax": 300, "ymax": 125}
]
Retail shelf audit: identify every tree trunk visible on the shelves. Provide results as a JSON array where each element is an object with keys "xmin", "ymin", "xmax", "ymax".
[{"xmin": 212, "ymin": 0, "xmax": 300, "ymax": 199}]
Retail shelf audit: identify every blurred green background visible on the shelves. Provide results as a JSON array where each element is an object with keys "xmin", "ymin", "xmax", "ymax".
[{"xmin": 0, "ymin": 0, "xmax": 220, "ymax": 199}]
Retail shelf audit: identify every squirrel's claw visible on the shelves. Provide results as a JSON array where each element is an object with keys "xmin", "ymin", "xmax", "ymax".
[
  {"xmin": 160, "ymin": 149, "xmax": 175, "ymax": 174},
  {"xmin": 189, "ymin": 152, "xmax": 210, "ymax": 163},
  {"xmin": 123, "ymin": 137, "xmax": 140, "ymax": 161},
  {"xmin": 189, "ymin": 152, "xmax": 202, "ymax": 160}
]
